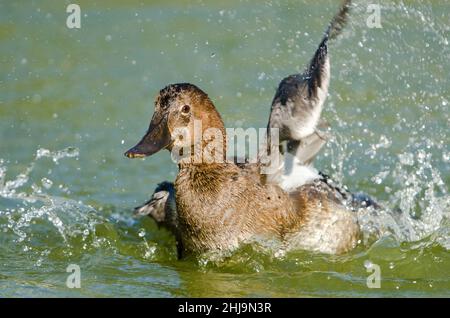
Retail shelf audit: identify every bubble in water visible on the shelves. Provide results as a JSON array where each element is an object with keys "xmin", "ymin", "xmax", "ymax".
[
  {"xmin": 144, "ymin": 245, "xmax": 156, "ymax": 259},
  {"xmin": 363, "ymin": 260, "xmax": 373, "ymax": 269},
  {"xmin": 443, "ymin": 152, "xmax": 450, "ymax": 162},
  {"xmin": 36, "ymin": 148, "xmax": 51, "ymax": 158},
  {"xmin": 41, "ymin": 178, "xmax": 53, "ymax": 189},
  {"xmin": 138, "ymin": 228, "xmax": 146, "ymax": 237},
  {"xmin": 274, "ymin": 249, "xmax": 286, "ymax": 259},
  {"xmin": 378, "ymin": 135, "xmax": 392, "ymax": 148},
  {"xmin": 398, "ymin": 152, "xmax": 414, "ymax": 166},
  {"xmin": 372, "ymin": 170, "xmax": 390, "ymax": 185}
]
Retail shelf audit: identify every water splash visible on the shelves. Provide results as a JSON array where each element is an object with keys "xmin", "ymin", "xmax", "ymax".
[
  {"xmin": 35, "ymin": 147, "xmax": 79, "ymax": 164},
  {"xmin": 320, "ymin": 0, "xmax": 450, "ymax": 250},
  {"xmin": 0, "ymin": 147, "xmax": 79, "ymax": 201},
  {"xmin": 0, "ymin": 147, "xmax": 102, "ymax": 259}
]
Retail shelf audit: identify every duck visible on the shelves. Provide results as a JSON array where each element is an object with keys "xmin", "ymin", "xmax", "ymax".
[
  {"xmin": 126, "ymin": 0, "xmax": 378, "ymax": 258},
  {"xmin": 126, "ymin": 81, "xmax": 361, "ymax": 257}
]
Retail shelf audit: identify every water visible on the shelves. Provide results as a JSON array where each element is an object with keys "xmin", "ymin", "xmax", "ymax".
[{"xmin": 0, "ymin": 0, "xmax": 449, "ymax": 297}]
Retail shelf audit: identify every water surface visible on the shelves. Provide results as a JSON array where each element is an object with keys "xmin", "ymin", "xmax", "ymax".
[{"xmin": 0, "ymin": 0, "xmax": 449, "ymax": 297}]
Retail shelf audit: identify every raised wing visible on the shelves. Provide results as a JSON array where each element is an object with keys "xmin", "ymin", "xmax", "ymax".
[{"xmin": 268, "ymin": 0, "xmax": 351, "ymax": 163}]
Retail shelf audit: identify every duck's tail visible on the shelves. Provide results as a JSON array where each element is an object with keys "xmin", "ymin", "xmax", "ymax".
[{"xmin": 318, "ymin": 172, "xmax": 382, "ymax": 210}]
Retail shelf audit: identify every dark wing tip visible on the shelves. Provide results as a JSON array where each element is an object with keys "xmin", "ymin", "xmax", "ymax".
[
  {"xmin": 326, "ymin": 0, "xmax": 352, "ymax": 41},
  {"xmin": 307, "ymin": 0, "xmax": 351, "ymax": 97}
]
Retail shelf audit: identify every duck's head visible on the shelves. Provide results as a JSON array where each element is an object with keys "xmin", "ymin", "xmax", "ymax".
[{"xmin": 125, "ymin": 83, "xmax": 226, "ymax": 160}]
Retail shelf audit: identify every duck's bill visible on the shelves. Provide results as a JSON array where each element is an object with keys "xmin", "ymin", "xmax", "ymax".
[{"xmin": 124, "ymin": 116, "xmax": 171, "ymax": 158}]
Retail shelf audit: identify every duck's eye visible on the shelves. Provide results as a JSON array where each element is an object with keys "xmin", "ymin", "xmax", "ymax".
[{"xmin": 181, "ymin": 105, "xmax": 190, "ymax": 114}]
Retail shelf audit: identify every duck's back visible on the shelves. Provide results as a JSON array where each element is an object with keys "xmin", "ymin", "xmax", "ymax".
[{"xmin": 285, "ymin": 180, "xmax": 360, "ymax": 254}]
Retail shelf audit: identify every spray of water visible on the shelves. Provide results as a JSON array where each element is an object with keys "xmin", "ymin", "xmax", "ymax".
[
  {"xmin": 319, "ymin": 0, "xmax": 449, "ymax": 250},
  {"xmin": 0, "ymin": 148, "xmax": 105, "ymax": 265}
]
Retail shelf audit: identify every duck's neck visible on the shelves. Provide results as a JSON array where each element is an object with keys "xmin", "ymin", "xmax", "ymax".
[
  {"xmin": 176, "ymin": 162, "xmax": 235, "ymax": 196},
  {"xmin": 174, "ymin": 161, "xmax": 240, "ymax": 250}
]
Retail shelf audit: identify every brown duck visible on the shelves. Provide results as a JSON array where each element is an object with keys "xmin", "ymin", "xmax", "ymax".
[
  {"xmin": 126, "ymin": 0, "xmax": 378, "ymax": 258},
  {"xmin": 126, "ymin": 81, "xmax": 362, "ymax": 257}
]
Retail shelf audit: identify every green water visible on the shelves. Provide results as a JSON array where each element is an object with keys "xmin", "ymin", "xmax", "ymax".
[{"xmin": 0, "ymin": 0, "xmax": 449, "ymax": 297}]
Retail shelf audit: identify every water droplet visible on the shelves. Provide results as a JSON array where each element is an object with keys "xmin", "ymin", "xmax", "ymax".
[
  {"xmin": 372, "ymin": 170, "xmax": 389, "ymax": 185},
  {"xmin": 398, "ymin": 152, "xmax": 414, "ymax": 166},
  {"xmin": 364, "ymin": 260, "xmax": 373, "ymax": 268},
  {"xmin": 36, "ymin": 148, "xmax": 51, "ymax": 159},
  {"xmin": 41, "ymin": 178, "xmax": 53, "ymax": 189},
  {"xmin": 378, "ymin": 135, "xmax": 392, "ymax": 148},
  {"xmin": 144, "ymin": 245, "xmax": 156, "ymax": 259}
]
